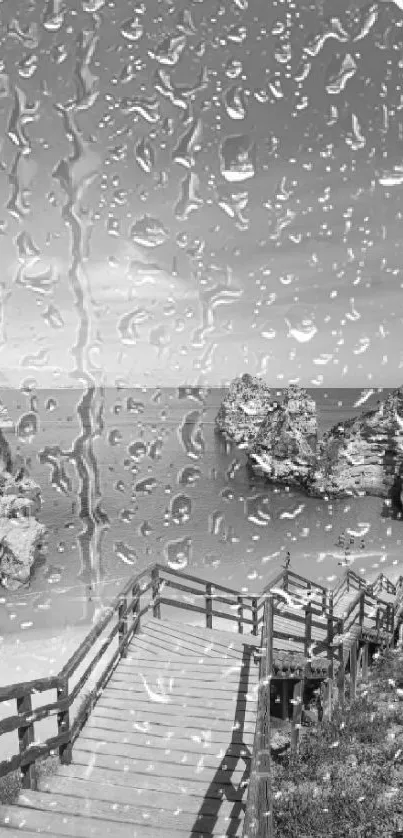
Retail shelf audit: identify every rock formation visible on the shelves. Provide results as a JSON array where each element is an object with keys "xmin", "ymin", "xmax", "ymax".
[
  {"xmin": 215, "ymin": 373, "xmax": 273, "ymax": 445},
  {"xmin": 312, "ymin": 386, "xmax": 403, "ymax": 498},
  {"xmin": 248, "ymin": 385, "xmax": 318, "ymax": 489},
  {"xmin": 0, "ymin": 430, "xmax": 46, "ymax": 591},
  {"xmin": 217, "ymin": 379, "xmax": 403, "ymax": 502}
]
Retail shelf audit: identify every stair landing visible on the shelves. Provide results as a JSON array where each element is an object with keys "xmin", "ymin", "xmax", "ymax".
[{"xmin": 0, "ymin": 618, "xmax": 260, "ymax": 837}]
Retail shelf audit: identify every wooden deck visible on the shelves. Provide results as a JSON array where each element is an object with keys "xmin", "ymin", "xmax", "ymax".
[
  {"xmin": 1, "ymin": 563, "xmax": 402, "ymax": 838},
  {"xmin": 0, "ymin": 619, "xmax": 260, "ymax": 837}
]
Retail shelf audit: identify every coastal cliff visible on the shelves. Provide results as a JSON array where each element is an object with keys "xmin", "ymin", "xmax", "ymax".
[
  {"xmin": 217, "ymin": 380, "xmax": 403, "ymax": 502},
  {"xmin": 215, "ymin": 373, "xmax": 273, "ymax": 445},
  {"xmin": 313, "ymin": 386, "xmax": 403, "ymax": 499},
  {"xmin": 0, "ymin": 432, "xmax": 46, "ymax": 591}
]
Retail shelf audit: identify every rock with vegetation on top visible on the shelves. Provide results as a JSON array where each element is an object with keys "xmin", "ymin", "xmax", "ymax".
[
  {"xmin": 248, "ymin": 385, "xmax": 318, "ymax": 488},
  {"xmin": 0, "ymin": 429, "xmax": 45, "ymax": 590},
  {"xmin": 312, "ymin": 386, "xmax": 403, "ymax": 499},
  {"xmin": 215, "ymin": 373, "xmax": 273, "ymax": 445}
]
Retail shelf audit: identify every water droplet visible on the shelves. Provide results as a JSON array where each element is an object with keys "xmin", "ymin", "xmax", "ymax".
[
  {"xmin": 130, "ymin": 215, "xmax": 169, "ymax": 247},
  {"xmin": 219, "ymin": 135, "xmax": 255, "ymax": 182}
]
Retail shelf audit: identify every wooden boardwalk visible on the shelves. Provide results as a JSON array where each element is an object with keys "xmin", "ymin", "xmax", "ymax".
[
  {"xmin": 1, "ymin": 562, "xmax": 402, "ymax": 838},
  {"xmin": 0, "ymin": 619, "xmax": 260, "ymax": 837}
]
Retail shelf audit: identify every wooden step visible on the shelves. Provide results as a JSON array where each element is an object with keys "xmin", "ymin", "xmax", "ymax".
[
  {"xmin": 15, "ymin": 790, "xmax": 244, "ymax": 836},
  {"xmin": 38, "ymin": 775, "xmax": 247, "ymax": 818},
  {"xmin": 133, "ymin": 632, "xmax": 249, "ymax": 661},
  {"xmin": 146, "ymin": 618, "xmax": 260, "ymax": 648},
  {"xmin": 95, "ymin": 694, "xmax": 256, "ymax": 718},
  {"xmin": 0, "ymin": 803, "xmax": 240, "ymax": 837},
  {"xmin": 54, "ymin": 763, "xmax": 248, "ymax": 800},
  {"xmin": 119, "ymin": 649, "xmax": 258, "ymax": 677},
  {"xmin": 70, "ymin": 748, "xmax": 251, "ymax": 785},
  {"xmin": 74, "ymin": 738, "xmax": 252, "ymax": 769},
  {"xmin": 80, "ymin": 720, "xmax": 255, "ymax": 749},
  {"xmin": 104, "ymin": 673, "xmax": 257, "ymax": 698},
  {"xmin": 87, "ymin": 698, "xmax": 257, "ymax": 726},
  {"xmin": 116, "ymin": 660, "xmax": 258, "ymax": 685}
]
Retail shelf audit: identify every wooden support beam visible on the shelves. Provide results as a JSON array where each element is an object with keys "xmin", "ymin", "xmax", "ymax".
[
  {"xmin": 290, "ymin": 679, "xmax": 304, "ymax": 756},
  {"xmin": 304, "ymin": 603, "xmax": 312, "ymax": 657},
  {"xmin": 350, "ymin": 640, "xmax": 357, "ymax": 701},
  {"xmin": 337, "ymin": 642, "xmax": 345, "ymax": 708},
  {"xmin": 361, "ymin": 642, "xmax": 369, "ymax": 682},
  {"xmin": 279, "ymin": 680, "xmax": 289, "ymax": 721}
]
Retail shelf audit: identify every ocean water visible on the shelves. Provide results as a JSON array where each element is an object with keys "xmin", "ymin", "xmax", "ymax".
[{"xmin": 0, "ymin": 385, "xmax": 402, "ymax": 645}]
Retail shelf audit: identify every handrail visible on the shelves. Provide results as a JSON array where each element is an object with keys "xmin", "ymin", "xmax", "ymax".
[
  {"xmin": 0, "ymin": 560, "xmax": 258, "ymax": 788},
  {"xmin": 1, "ymin": 559, "xmax": 401, "ymax": 794},
  {"xmin": 242, "ymin": 595, "xmax": 274, "ymax": 838}
]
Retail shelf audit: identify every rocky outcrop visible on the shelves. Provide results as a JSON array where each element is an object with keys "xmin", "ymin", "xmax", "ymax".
[
  {"xmin": 0, "ymin": 518, "xmax": 46, "ymax": 590},
  {"xmin": 0, "ymin": 431, "xmax": 46, "ymax": 590},
  {"xmin": 217, "ymin": 379, "xmax": 403, "ymax": 501},
  {"xmin": 248, "ymin": 385, "xmax": 318, "ymax": 488},
  {"xmin": 215, "ymin": 373, "xmax": 273, "ymax": 445},
  {"xmin": 312, "ymin": 386, "xmax": 403, "ymax": 499}
]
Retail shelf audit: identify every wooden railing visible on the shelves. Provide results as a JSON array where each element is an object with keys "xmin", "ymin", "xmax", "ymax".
[
  {"xmin": 242, "ymin": 595, "xmax": 274, "ymax": 838},
  {"xmin": 0, "ymin": 562, "xmax": 256, "ymax": 789},
  {"xmin": 1, "ymin": 561, "xmax": 400, "ymax": 801}
]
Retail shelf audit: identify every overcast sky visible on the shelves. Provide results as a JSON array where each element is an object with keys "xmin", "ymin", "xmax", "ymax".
[{"xmin": 0, "ymin": 0, "xmax": 403, "ymax": 388}]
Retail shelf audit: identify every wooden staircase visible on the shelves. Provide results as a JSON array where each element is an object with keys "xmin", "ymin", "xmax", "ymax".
[
  {"xmin": 0, "ymin": 618, "xmax": 260, "ymax": 837},
  {"xmin": 1, "ymin": 562, "xmax": 402, "ymax": 838}
]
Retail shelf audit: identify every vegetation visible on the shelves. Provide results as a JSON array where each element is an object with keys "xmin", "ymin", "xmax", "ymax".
[
  {"xmin": 0, "ymin": 753, "xmax": 59, "ymax": 805},
  {"xmin": 272, "ymin": 648, "xmax": 403, "ymax": 837}
]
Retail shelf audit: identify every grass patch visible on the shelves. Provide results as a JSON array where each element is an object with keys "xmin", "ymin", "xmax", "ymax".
[
  {"xmin": 0, "ymin": 753, "xmax": 59, "ymax": 805},
  {"xmin": 272, "ymin": 648, "xmax": 403, "ymax": 837}
]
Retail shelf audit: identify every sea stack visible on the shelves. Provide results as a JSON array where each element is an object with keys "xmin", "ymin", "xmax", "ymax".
[
  {"xmin": 215, "ymin": 373, "xmax": 273, "ymax": 445},
  {"xmin": 0, "ymin": 431, "xmax": 46, "ymax": 591},
  {"xmin": 248, "ymin": 385, "xmax": 318, "ymax": 488}
]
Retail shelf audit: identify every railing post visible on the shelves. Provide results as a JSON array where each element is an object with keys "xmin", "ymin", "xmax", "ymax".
[
  {"xmin": 283, "ymin": 571, "xmax": 288, "ymax": 592},
  {"xmin": 252, "ymin": 598, "xmax": 258, "ymax": 636},
  {"xmin": 304, "ymin": 602, "xmax": 312, "ymax": 657},
  {"xmin": 237, "ymin": 596, "xmax": 244, "ymax": 634},
  {"xmin": 118, "ymin": 595, "xmax": 128, "ymax": 658},
  {"xmin": 350, "ymin": 641, "xmax": 357, "ymax": 701},
  {"xmin": 132, "ymin": 582, "xmax": 141, "ymax": 635},
  {"xmin": 322, "ymin": 588, "xmax": 327, "ymax": 615},
  {"xmin": 151, "ymin": 566, "xmax": 161, "ymax": 619},
  {"xmin": 375, "ymin": 606, "xmax": 380, "ymax": 633},
  {"xmin": 206, "ymin": 582, "xmax": 213, "ymax": 629},
  {"xmin": 17, "ymin": 693, "xmax": 36, "ymax": 789},
  {"xmin": 242, "ymin": 595, "xmax": 274, "ymax": 838},
  {"xmin": 337, "ymin": 640, "xmax": 345, "ymax": 708},
  {"xmin": 57, "ymin": 677, "xmax": 72, "ymax": 765},
  {"xmin": 359, "ymin": 590, "xmax": 365, "ymax": 629}
]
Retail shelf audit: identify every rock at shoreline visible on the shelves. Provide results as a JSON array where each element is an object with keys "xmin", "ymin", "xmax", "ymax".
[
  {"xmin": 0, "ymin": 429, "xmax": 46, "ymax": 590},
  {"xmin": 249, "ymin": 385, "xmax": 318, "ymax": 488},
  {"xmin": 215, "ymin": 373, "xmax": 273, "ymax": 445},
  {"xmin": 313, "ymin": 386, "xmax": 403, "ymax": 499},
  {"xmin": 0, "ymin": 518, "xmax": 46, "ymax": 590}
]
